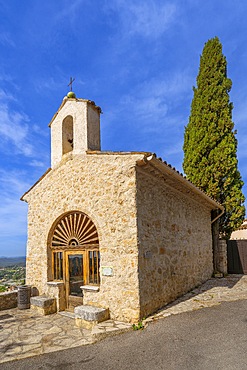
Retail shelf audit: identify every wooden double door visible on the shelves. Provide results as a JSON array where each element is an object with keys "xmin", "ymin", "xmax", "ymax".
[
  {"xmin": 65, "ymin": 251, "xmax": 85, "ymax": 311},
  {"xmin": 53, "ymin": 248, "xmax": 100, "ymax": 310}
]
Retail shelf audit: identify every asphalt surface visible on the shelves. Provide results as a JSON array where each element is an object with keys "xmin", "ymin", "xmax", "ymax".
[{"xmin": 2, "ymin": 300, "xmax": 247, "ymax": 370}]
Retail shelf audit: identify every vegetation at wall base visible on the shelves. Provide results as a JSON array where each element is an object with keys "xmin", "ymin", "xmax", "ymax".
[
  {"xmin": 183, "ymin": 37, "xmax": 245, "ymax": 239},
  {"xmin": 132, "ymin": 318, "xmax": 145, "ymax": 330}
]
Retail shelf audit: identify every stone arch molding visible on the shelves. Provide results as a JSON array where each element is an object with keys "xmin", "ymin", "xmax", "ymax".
[{"xmin": 49, "ymin": 211, "xmax": 99, "ymax": 250}]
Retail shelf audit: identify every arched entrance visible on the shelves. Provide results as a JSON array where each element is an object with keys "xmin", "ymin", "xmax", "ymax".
[{"xmin": 49, "ymin": 211, "xmax": 100, "ymax": 310}]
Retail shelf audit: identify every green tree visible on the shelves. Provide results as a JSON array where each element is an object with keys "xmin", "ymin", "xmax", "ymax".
[{"xmin": 183, "ymin": 37, "xmax": 245, "ymax": 239}]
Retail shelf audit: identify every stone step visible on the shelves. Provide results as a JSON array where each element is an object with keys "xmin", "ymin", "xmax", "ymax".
[
  {"xmin": 58, "ymin": 311, "xmax": 75, "ymax": 319},
  {"xmin": 30, "ymin": 296, "xmax": 56, "ymax": 315},
  {"xmin": 74, "ymin": 305, "xmax": 110, "ymax": 329}
]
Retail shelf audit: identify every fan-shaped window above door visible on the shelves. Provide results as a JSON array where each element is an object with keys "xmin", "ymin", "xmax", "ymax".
[{"xmin": 51, "ymin": 211, "xmax": 99, "ymax": 249}]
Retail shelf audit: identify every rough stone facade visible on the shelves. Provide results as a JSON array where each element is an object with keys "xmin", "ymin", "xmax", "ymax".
[
  {"xmin": 23, "ymin": 153, "xmax": 141, "ymax": 322},
  {"xmin": 21, "ymin": 96, "xmax": 223, "ymax": 323},
  {"xmin": 136, "ymin": 165, "xmax": 214, "ymax": 318}
]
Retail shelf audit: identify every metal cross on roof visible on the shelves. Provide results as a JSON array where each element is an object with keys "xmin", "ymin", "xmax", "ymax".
[{"xmin": 68, "ymin": 77, "xmax": 75, "ymax": 91}]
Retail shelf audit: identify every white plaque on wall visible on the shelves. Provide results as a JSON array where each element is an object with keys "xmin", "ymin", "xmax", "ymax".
[{"xmin": 102, "ymin": 266, "xmax": 113, "ymax": 276}]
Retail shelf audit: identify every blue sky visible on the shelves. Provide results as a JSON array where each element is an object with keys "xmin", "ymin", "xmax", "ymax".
[{"xmin": 1, "ymin": 0, "xmax": 247, "ymax": 257}]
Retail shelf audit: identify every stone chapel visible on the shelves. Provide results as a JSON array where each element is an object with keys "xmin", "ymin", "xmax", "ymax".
[{"xmin": 21, "ymin": 92, "xmax": 224, "ymax": 323}]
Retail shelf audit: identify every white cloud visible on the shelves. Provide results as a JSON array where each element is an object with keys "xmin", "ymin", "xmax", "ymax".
[
  {"xmin": 54, "ymin": 0, "xmax": 84, "ymax": 26},
  {"xmin": 32, "ymin": 124, "xmax": 49, "ymax": 137},
  {"xmin": 0, "ymin": 169, "xmax": 30, "ymax": 241},
  {"xmin": 34, "ymin": 75, "xmax": 85, "ymax": 95},
  {"xmin": 34, "ymin": 76, "xmax": 65, "ymax": 93},
  {"xmin": 106, "ymin": 69, "xmax": 192, "ymax": 133},
  {"xmin": 0, "ymin": 32, "xmax": 15, "ymax": 47},
  {"xmin": 0, "ymin": 199, "xmax": 27, "ymax": 238},
  {"xmin": 0, "ymin": 89, "xmax": 15, "ymax": 101},
  {"xmin": 164, "ymin": 140, "xmax": 183, "ymax": 156},
  {"xmin": 0, "ymin": 73, "xmax": 20, "ymax": 90},
  {"xmin": 122, "ymin": 94, "xmax": 168, "ymax": 121},
  {"xmin": 126, "ymin": 2, "xmax": 177, "ymax": 38},
  {"xmin": 139, "ymin": 71, "xmax": 194, "ymax": 99},
  {"xmin": 105, "ymin": 0, "xmax": 177, "ymax": 39},
  {"xmin": 0, "ymin": 87, "xmax": 48, "ymax": 158},
  {"xmin": 0, "ymin": 169, "xmax": 31, "ymax": 197},
  {"xmin": 0, "ymin": 101, "xmax": 34, "ymax": 156},
  {"xmin": 232, "ymin": 98, "xmax": 247, "ymax": 127},
  {"xmin": 29, "ymin": 159, "xmax": 46, "ymax": 168},
  {"xmin": 0, "ymin": 84, "xmax": 50, "ymax": 255}
]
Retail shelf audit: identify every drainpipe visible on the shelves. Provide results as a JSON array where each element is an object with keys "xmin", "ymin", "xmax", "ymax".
[{"xmin": 211, "ymin": 208, "xmax": 224, "ymax": 224}]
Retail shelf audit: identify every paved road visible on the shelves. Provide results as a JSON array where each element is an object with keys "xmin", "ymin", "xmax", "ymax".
[{"xmin": 2, "ymin": 300, "xmax": 247, "ymax": 370}]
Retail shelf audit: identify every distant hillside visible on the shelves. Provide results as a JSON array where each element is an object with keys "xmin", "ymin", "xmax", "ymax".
[{"xmin": 0, "ymin": 257, "xmax": 26, "ymax": 268}]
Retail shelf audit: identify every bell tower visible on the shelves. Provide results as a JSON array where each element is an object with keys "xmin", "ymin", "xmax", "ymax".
[{"xmin": 49, "ymin": 91, "xmax": 101, "ymax": 168}]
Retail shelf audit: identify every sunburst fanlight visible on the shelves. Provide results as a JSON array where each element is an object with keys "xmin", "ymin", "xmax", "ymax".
[{"xmin": 51, "ymin": 212, "xmax": 99, "ymax": 249}]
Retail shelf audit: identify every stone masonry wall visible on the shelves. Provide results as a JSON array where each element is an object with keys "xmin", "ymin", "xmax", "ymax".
[
  {"xmin": 0, "ymin": 291, "xmax": 17, "ymax": 311},
  {"xmin": 24, "ymin": 153, "xmax": 142, "ymax": 323},
  {"xmin": 136, "ymin": 166, "xmax": 214, "ymax": 319},
  {"xmin": 87, "ymin": 104, "xmax": 101, "ymax": 150}
]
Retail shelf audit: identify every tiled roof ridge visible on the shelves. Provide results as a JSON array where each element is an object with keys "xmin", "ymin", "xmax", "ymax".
[
  {"xmin": 146, "ymin": 153, "xmax": 223, "ymax": 209},
  {"xmin": 20, "ymin": 150, "xmax": 223, "ymax": 210},
  {"xmin": 88, "ymin": 150, "xmax": 223, "ymax": 207}
]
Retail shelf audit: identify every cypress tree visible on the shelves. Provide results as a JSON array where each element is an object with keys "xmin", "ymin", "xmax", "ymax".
[{"xmin": 183, "ymin": 37, "xmax": 245, "ymax": 239}]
